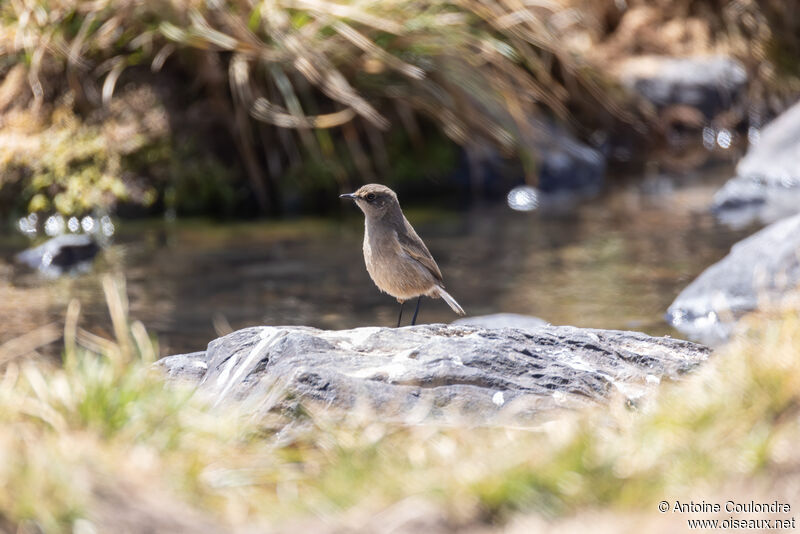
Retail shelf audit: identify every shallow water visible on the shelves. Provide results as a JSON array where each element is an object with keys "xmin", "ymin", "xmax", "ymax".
[{"xmin": 1, "ymin": 163, "xmax": 755, "ymax": 357}]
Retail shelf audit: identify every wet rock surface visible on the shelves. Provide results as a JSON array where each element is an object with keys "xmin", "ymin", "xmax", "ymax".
[
  {"xmin": 15, "ymin": 234, "xmax": 100, "ymax": 276},
  {"xmin": 452, "ymin": 313, "xmax": 549, "ymax": 333},
  {"xmin": 712, "ymin": 100, "xmax": 800, "ymax": 227},
  {"xmin": 158, "ymin": 324, "xmax": 709, "ymax": 423},
  {"xmin": 619, "ymin": 55, "xmax": 747, "ymax": 117},
  {"xmin": 667, "ymin": 213, "xmax": 800, "ymax": 344}
]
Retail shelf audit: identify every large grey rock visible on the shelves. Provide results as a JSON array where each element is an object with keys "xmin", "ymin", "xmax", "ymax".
[
  {"xmin": 158, "ymin": 351, "xmax": 208, "ymax": 382},
  {"xmin": 667, "ymin": 213, "xmax": 800, "ymax": 344},
  {"xmin": 15, "ymin": 234, "xmax": 99, "ymax": 276},
  {"xmin": 158, "ymin": 324, "xmax": 709, "ymax": 424},
  {"xmin": 619, "ymin": 55, "xmax": 747, "ymax": 117},
  {"xmin": 712, "ymin": 100, "xmax": 800, "ymax": 227}
]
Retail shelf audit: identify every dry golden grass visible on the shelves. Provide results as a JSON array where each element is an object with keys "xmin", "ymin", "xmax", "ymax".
[
  {"xmin": 3, "ymin": 0, "xmax": 798, "ymax": 217},
  {"xmin": 1, "ymin": 0, "xmax": 629, "ymax": 216}
]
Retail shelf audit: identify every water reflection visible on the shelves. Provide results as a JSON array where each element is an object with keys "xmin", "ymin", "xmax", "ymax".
[
  {"xmin": 44, "ymin": 215, "xmax": 65, "ymax": 236},
  {"xmin": 702, "ymin": 127, "xmax": 734, "ymax": 151},
  {"xmin": 1, "ymin": 164, "xmax": 755, "ymax": 356},
  {"xmin": 16, "ymin": 214, "xmax": 115, "ymax": 239},
  {"xmin": 81, "ymin": 216, "xmax": 95, "ymax": 233},
  {"xmin": 507, "ymin": 186, "xmax": 540, "ymax": 211},
  {"xmin": 17, "ymin": 213, "xmax": 38, "ymax": 236},
  {"xmin": 716, "ymin": 129, "xmax": 732, "ymax": 149}
]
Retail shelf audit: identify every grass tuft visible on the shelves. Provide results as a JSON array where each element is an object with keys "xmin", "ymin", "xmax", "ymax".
[
  {"xmin": 0, "ymin": 0, "xmax": 623, "ymax": 217},
  {"xmin": 1, "ymin": 278, "xmax": 799, "ymax": 531}
]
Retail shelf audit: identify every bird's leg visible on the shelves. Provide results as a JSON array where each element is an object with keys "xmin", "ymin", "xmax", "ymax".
[
  {"xmin": 396, "ymin": 300, "xmax": 404, "ymax": 328},
  {"xmin": 411, "ymin": 296, "xmax": 422, "ymax": 326}
]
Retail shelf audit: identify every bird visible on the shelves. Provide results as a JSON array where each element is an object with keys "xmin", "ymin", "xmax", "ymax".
[{"xmin": 340, "ymin": 183, "xmax": 465, "ymax": 327}]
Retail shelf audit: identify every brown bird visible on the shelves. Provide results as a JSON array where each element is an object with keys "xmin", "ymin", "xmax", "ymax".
[{"xmin": 340, "ymin": 184, "xmax": 465, "ymax": 327}]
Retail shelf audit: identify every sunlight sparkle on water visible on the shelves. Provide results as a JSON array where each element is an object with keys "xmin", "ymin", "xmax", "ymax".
[
  {"xmin": 507, "ymin": 186, "xmax": 540, "ymax": 211},
  {"xmin": 44, "ymin": 215, "xmax": 65, "ymax": 236},
  {"xmin": 81, "ymin": 216, "xmax": 95, "ymax": 232},
  {"xmin": 100, "ymin": 215, "xmax": 115, "ymax": 237},
  {"xmin": 716, "ymin": 129, "xmax": 732, "ymax": 149},
  {"xmin": 16, "ymin": 213, "xmax": 115, "ymax": 239},
  {"xmin": 702, "ymin": 127, "xmax": 716, "ymax": 150},
  {"xmin": 17, "ymin": 213, "xmax": 38, "ymax": 235}
]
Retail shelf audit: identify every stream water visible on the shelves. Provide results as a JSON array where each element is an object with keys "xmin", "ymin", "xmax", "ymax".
[{"xmin": 0, "ymin": 162, "xmax": 756, "ymax": 357}]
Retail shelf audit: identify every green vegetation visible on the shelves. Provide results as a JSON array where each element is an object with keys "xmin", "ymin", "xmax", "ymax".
[
  {"xmin": 0, "ymin": 0, "xmax": 626, "ymax": 218},
  {"xmin": 1, "ymin": 104, "xmax": 146, "ymax": 216},
  {"xmin": 2, "ymin": 278, "xmax": 799, "ymax": 532},
  {"xmin": 2, "ymin": 1, "xmax": 800, "ymax": 218}
]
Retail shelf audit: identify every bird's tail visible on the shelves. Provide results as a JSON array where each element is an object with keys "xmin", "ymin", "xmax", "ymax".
[{"xmin": 437, "ymin": 287, "xmax": 465, "ymax": 316}]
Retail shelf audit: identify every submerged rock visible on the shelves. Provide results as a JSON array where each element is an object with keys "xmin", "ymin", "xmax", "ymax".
[
  {"xmin": 158, "ymin": 324, "xmax": 708, "ymax": 424},
  {"xmin": 531, "ymin": 119, "xmax": 606, "ymax": 195},
  {"xmin": 455, "ymin": 119, "xmax": 605, "ymax": 203},
  {"xmin": 666, "ymin": 213, "xmax": 800, "ymax": 344},
  {"xmin": 619, "ymin": 55, "xmax": 747, "ymax": 118},
  {"xmin": 712, "ymin": 100, "xmax": 800, "ymax": 227},
  {"xmin": 15, "ymin": 234, "xmax": 100, "ymax": 276}
]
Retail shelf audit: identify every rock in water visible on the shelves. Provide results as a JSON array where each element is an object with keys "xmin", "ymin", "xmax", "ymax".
[
  {"xmin": 712, "ymin": 100, "xmax": 800, "ymax": 227},
  {"xmin": 15, "ymin": 234, "xmax": 100, "ymax": 276},
  {"xmin": 158, "ymin": 324, "xmax": 709, "ymax": 424},
  {"xmin": 618, "ymin": 55, "xmax": 747, "ymax": 118},
  {"xmin": 531, "ymin": 119, "xmax": 606, "ymax": 195},
  {"xmin": 450, "ymin": 119, "xmax": 605, "ymax": 202},
  {"xmin": 667, "ymin": 213, "xmax": 800, "ymax": 344}
]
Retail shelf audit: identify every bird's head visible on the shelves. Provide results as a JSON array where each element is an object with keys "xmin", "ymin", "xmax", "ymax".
[{"xmin": 340, "ymin": 184, "xmax": 399, "ymax": 218}]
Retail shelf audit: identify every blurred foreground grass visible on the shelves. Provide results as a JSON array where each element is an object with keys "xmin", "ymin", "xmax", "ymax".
[{"xmin": 2, "ymin": 277, "xmax": 800, "ymax": 532}]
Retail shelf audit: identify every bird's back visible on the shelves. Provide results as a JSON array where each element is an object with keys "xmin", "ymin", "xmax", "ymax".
[{"xmin": 396, "ymin": 217, "xmax": 442, "ymax": 281}]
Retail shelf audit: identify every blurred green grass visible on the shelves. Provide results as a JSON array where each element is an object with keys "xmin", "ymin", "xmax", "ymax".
[{"xmin": 2, "ymin": 277, "xmax": 799, "ymax": 531}]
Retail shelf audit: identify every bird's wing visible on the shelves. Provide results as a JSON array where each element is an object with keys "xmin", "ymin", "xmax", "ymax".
[{"xmin": 396, "ymin": 220, "xmax": 443, "ymax": 283}]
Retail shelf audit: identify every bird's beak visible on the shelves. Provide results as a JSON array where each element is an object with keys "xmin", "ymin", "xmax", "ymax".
[{"xmin": 339, "ymin": 193, "xmax": 357, "ymax": 200}]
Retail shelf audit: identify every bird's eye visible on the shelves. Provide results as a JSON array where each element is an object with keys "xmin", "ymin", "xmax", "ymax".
[{"xmin": 366, "ymin": 193, "xmax": 376, "ymax": 202}]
